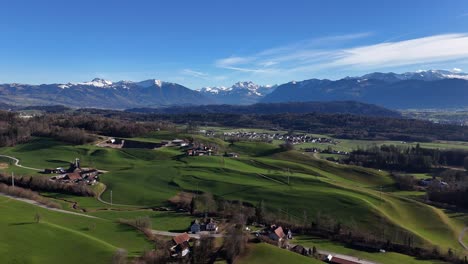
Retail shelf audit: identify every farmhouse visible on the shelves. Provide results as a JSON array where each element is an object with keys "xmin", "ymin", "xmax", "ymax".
[
  {"xmin": 190, "ymin": 220, "xmax": 201, "ymax": 234},
  {"xmin": 268, "ymin": 225, "xmax": 286, "ymax": 241},
  {"xmin": 170, "ymin": 233, "xmax": 190, "ymax": 258},
  {"xmin": 186, "ymin": 145, "xmax": 214, "ymax": 156},
  {"xmin": 190, "ymin": 218, "xmax": 218, "ymax": 234}
]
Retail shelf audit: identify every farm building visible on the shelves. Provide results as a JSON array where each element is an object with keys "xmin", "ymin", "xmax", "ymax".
[
  {"xmin": 326, "ymin": 255, "xmax": 360, "ymax": 264},
  {"xmin": 190, "ymin": 218, "xmax": 218, "ymax": 234},
  {"xmin": 291, "ymin": 245, "xmax": 307, "ymax": 255},
  {"xmin": 170, "ymin": 233, "xmax": 191, "ymax": 258},
  {"xmin": 49, "ymin": 158, "xmax": 100, "ymax": 185},
  {"xmin": 269, "ymin": 226, "xmax": 286, "ymax": 241}
]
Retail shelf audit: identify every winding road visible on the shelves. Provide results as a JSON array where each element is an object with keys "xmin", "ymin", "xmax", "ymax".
[{"xmin": 0, "ymin": 154, "xmax": 42, "ymax": 171}]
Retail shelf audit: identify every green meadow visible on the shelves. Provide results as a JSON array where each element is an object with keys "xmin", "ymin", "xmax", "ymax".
[
  {"xmin": 0, "ymin": 195, "xmax": 152, "ymax": 264},
  {"xmin": 0, "ymin": 133, "xmax": 467, "ymax": 262}
]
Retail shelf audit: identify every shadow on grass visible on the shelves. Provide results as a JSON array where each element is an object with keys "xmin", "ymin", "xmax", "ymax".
[{"xmin": 10, "ymin": 222, "xmax": 35, "ymax": 226}]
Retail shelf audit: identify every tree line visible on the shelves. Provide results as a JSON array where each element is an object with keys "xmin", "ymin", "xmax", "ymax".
[
  {"xmin": 346, "ymin": 144, "xmax": 468, "ymax": 173},
  {"xmin": 0, "ymin": 173, "xmax": 95, "ymax": 197},
  {"xmin": 0, "ymin": 110, "xmax": 173, "ymax": 147}
]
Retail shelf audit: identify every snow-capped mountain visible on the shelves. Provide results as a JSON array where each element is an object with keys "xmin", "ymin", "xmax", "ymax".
[
  {"xmin": 360, "ymin": 69, "xmax": 468, "ymax": 82},
  {"xmin": 0, "ymin": 78, "xmax": 212, "ymax": 109},
  {"xmin": 199, "ymin": 81, "xmax": 277, "ymax": 105},
  {"xmin": 1, "ymin": 69, "xmax": 468, "ymax": 110},
  {"xmin": 262, "ymin": 69, "xmax": 468, "ymax": 109}
]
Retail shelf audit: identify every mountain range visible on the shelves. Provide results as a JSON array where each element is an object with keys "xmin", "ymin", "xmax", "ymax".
[
  {"xmin": 199, "ymin": 81, "xmax": 277, "ymax": 105},
  {"xmin": 1, "ymin": 69, "xmax": 468, "ymax": 109},
  {"xmin": 261, "ymin": 70, "xmax": 468, "ymax": 109}
]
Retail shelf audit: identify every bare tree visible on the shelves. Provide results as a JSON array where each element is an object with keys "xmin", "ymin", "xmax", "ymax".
[
  {"xmin": 112, "ymin": 248, "xmax": 127, "ymax": 264},
  {"xmin": 223, "ymin": 225, "xmax": 247, "ymax": 264},
  {"xmin": 34, "ymin": 212, "xmax": 41, "ymax": 223},
  {"xmin": 192, "ymin": 234, "xmax": 215, "ymax": 264}
]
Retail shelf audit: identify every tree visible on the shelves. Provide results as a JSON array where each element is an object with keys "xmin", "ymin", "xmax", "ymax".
[
  {"xmin": 312, "ymin": 246, "xmax": 317, "ymax": 256},
  {"xmin": 112, "ymin": 249, "xmax": 127, "ymax": 264},
  {"xmin": 223, "ymin": 225, "xmax": 247, "ymax": 263},
  {"xmin": 255, "ymin": 200, "xmax": 265, "ymax": 224},
  {"xmin": 190, "ymin": 197, "xmax": 196, "ymax": 215},
  {"xmin": 192, "ymin": 234, "xmax": 215, "ymax": 264},
  {"xmin": 279, "ymin": 141, "xmax": 294, "ymax": 151},
  {"xmin": 34, "ymin": 212, "xmax": 41, "ymax": 223}
]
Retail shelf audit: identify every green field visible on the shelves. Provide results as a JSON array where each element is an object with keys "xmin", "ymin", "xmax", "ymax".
[
  {"xmin": 0, "ymin": 134, "xmax": 467, "ymax": 262},
  {"xmin": 237, "ymin": 243, "xmax": 323, "ymax": 264},
  {"xmin": 0, "ymin": 195, "xmax": 152, "ymax": 264}
]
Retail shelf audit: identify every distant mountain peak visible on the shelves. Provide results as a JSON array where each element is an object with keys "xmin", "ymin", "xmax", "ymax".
[
  {"xmin": 199, "ymin": 81, "xmax": 277, "ymax": 105},
  {"xmin": 77, "ymin": 78, "xmax": 113, "ymax": 88}
]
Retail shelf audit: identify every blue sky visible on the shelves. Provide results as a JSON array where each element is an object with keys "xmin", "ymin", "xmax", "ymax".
[{"xmin": 2, "ymin": 0, "xmax": 468, "ymax": 88}]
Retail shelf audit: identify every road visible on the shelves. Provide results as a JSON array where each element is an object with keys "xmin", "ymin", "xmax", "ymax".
[
  {"xmin": 0, "ymin": 192, "xmax": 99, "ymax": 219},
  {"xmin": 318, "ymin": 249, "xmax": 379, "ymax": 264},
  {"xmin": 151, "ymin": 230, "xmax": 223, "ymax": 239},
  {"xmin": 0, "ymin": 154, "xmax": 42, "ymax": 171},
  {"xmin": 458, "ymin": 227, "xmax": 468, "ymax": 250}
]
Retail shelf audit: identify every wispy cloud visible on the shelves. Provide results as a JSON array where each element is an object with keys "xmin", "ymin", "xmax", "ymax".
[
  {"xmin": 215, "ymin": 33, "xmax": 468, "ymax": 75},
  {"xmin": 457, "ymin": 12, "xmax": 468, "ymax": 18},
  {"xmin": 330, "ymin": 33, "xmax": 468, "ymax": 68},
  {"xmin": 180, "ymin": 68, "xmax": 227, "ymax": 85},
  {"xmin": 214, "ymin": 32, "xmax": 372, "ymax": 73},
  {"xmin": 181, "ymin": 68, "xmax": 208, "ymax": 78}
]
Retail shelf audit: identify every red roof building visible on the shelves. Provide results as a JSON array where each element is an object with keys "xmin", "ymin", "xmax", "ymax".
[{"xmin": 173, "ymin": 233, "xmax": 190, "ymax": 245}]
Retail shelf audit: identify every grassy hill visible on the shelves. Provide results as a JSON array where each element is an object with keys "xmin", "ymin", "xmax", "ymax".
[
  {"xmin": 0, "ymin": 195, "xmax": 152, "ymax": 264},
  {"xmin": 0, "ymin": 134, "xmax": 467, "ymax": 260}
]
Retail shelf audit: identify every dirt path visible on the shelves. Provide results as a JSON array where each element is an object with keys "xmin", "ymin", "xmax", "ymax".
[
  {"xmin": 0, "ymin": 155, "xmax": 42, "ymax": 171},
  {"xmin": 458, "ymin": 227, "xmax": 468, "ymax": 250},
  {"xmin": 0, "ymin": 192, "xmax": 99, "ymax": 219}
]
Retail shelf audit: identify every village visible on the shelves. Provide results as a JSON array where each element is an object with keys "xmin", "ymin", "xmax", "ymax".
[
  {"xmin": 44, "ymin": 158, "xmax": 100, "ymax": 185},
  {"xmin": 221, "ymin": 131, "xmax": 339, "ymax": 145}
]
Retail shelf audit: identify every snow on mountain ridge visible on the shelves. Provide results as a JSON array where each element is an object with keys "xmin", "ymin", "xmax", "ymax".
[
  {"xmin": 360, "ymin": 69, "xmax": 468, "ymax": 82},
  {"xmin": 77, "ymin": 78, "xmax": 113, "ymax": 88}
]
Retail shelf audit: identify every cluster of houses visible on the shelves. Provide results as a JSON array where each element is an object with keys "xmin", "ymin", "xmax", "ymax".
[
  {"xmin": 186, "ymin": 144, "xmax": 216, "ymax": 156},
  {"xmin": 222, "ymin": 131, "xmax": 338, "ymax": 145},
  {"xmin": 257, "ymin": 225, "xmax": 367, "ymax": 264},
  {"xmin": 190, "ymin": 218, "xmax": 219, "ymax": 234},
  {"xmin": 418, "ymin": 178, "xmax": 449, "ymax": 189},
  {"xmin": 46, "ymin": 158, "xmax": 100, "ymax": 185}
]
